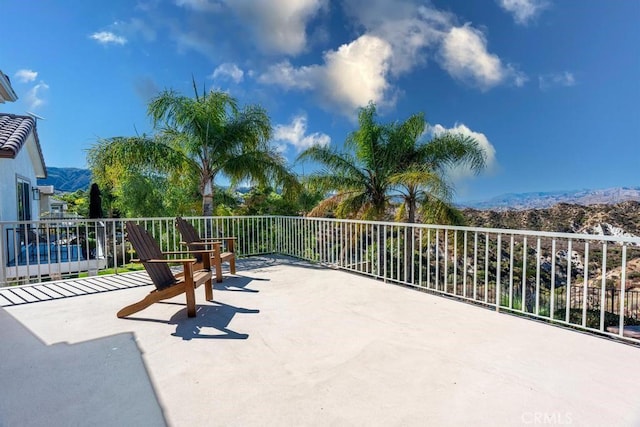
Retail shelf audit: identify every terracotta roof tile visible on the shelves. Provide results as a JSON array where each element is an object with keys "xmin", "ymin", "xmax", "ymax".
[{"xmin": 0, "ymin": 113, "xmax": 36, "ymax": 158}]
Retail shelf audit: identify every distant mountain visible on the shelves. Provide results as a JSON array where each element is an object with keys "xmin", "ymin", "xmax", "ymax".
[
  {"xmin": 462, "ymin": 187, "xmax": 640, "ymax": 210},
  {"xmin": 38, "ymin": 167, "xmax": 92, "ymax": 193},
  {"xmin": 463, "ymin": 201, "xmax": 640, "ymax": 237}
]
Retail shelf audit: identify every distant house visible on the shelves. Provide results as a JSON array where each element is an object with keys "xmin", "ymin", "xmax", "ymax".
[
  {"xmin": 0, "ymin": 70, "xmax": 18, "ymax": 104},
  {"xmin": 0, "ymin": 113, "xmax": 47, "ymax": 222},
  {"xmin": 0, "ymin": 72, "xmax": 105, "ymax": 283},
  {"xmin": 1, "ymin": 68, "xmax": 47, "ymax": 223},
  {"xmin": 37, "ymin": 185, "xmax": 76, "ymax": 219}
]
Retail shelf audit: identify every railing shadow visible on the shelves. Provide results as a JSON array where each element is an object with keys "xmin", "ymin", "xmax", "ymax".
[{"xmin": 237, "ymin": 254, "xmax": 333, "ymax": 271}]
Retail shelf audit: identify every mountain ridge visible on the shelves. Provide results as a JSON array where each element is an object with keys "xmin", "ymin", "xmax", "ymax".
[
  {"xmin": 461, "ymin": 186, "xmax": 640, "ymax": 210},
  {"xmin": 462, "ymin": 201, "xmax": 640, "ymax": 237},
  {"xmin": 38, "ymin": 167, "xmax": 92, "ymax": 192},
  {"xmin": 37, "ymin": 167, "xmax": 639, "ymax": 213}
]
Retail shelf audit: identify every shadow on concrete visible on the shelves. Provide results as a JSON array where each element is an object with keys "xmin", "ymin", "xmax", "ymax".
[
  {"xmin": 0, "ymin": 308, "xmax": 167, "ymax": 427},
  {"xmin": 169, "ymin": 301, "xmax": 259, "ymax": 340},
  {"xmin": 214, "ymin": 274, "xmax": 268, "ymax": 293},
  {"xmin": 236, "ymin": 254, "xmax": 330, "ymax": 272}
]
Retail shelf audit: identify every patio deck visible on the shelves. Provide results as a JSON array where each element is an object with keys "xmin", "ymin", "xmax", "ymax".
[{"xmin": 1, "ymin": 255, "xmax": 639, "ymax": 426}]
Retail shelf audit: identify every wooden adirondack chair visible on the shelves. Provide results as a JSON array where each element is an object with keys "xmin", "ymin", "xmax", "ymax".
[
  {"xmin": 175, "ymin": 217, "xmax": 236, "ymax": 283},
  {"xmin": 116, "ymin": 221, "xmax": 214, "ymax": 319}
]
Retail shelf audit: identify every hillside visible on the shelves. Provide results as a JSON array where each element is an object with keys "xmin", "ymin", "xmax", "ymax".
[
  {"xmin": 38, "ymin": 167, "xmax": 91, "ymax": 192},
  {"xmin": 463, "ymin": 187, "xmax": 640, "ymax": 210},
  {"xmin": 462, "ymin": 202, "xmax": 640, "ymax": 293},
  {"xmin": 462, "ymin": 201, "xmax": 640, "ymax": 237}
]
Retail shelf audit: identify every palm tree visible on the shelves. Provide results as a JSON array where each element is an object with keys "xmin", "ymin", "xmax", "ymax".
[
  {"xmin": 298, "ymin": 103, "xmax": 394, "ymax": 220},
  {"xmin": 299, "ymin": 103, "xmax": 486, "ymax": 224},
  {"xmin": 88, "ymin": 81, "xmax": 297, "ymax": 216},
  {"xmin": 387, "ymin": 112, "xmax": 487, "ymax": 224}
]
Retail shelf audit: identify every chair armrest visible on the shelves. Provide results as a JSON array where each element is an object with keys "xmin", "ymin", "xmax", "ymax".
[
  {"xmin": 179, "ymin": 241, "xmax": 222, "ymax": 248},
  {"xmin": 198, "ymin": 236, "xmax": 236, "ymax": 241},
  {"xmin": 210, "ymin": 237, "xmax": 236, "ymax": 252},
  {"xmin": 132, "ymin": 258, "xmax": 197, "ymax": 264},
  {"xmin": 161, "ymin": 249, "xmax": 217, "ymax": 256}
]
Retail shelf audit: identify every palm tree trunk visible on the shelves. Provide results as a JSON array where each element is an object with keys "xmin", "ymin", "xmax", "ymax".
[
  {"xmin": 202, "ymin": 179, "xmax": 214, "ymax": 216},
  {"xmin": 405, "ymin": 198, "xmax": 418, "ymax": 283},
  {"xmin": 408, "ymin": 201, "xmax": 416, "ymax": 224}
]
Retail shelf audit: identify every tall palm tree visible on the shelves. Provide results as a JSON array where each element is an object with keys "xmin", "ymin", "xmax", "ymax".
[
  {"xmin": 298, "ymin": 103, "xmax": 394, "ymax": 220},
  {"xmin": 387, "ymin": 112, "xmax": 487, "ymax": 224},
  {"xmin": 299, "ymin": 103, "xmax": 486, "ymax": 223},
  {"xmin": 88, "ymin": 81, "xmax": 297, "ymax": 216}
]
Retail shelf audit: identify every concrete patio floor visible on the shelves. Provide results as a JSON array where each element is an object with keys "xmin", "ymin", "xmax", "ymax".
[{"xmin": 2, "ymin": 255, "xmax": 639, "ymax": 426}]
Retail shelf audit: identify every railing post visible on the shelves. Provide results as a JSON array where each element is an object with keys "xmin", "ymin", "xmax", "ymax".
[{"xmin": 496, "ymin": 234, "xmax": 501, "ymax": 312}]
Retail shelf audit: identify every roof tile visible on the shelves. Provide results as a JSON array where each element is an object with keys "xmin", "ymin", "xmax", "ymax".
[{"xmin": 0, "ymin": 113, "xmax": 36, "ymax": 158}]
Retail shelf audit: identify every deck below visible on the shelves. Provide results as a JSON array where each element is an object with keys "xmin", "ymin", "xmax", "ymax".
[{"xmin": 2, "ymin": 256, "xmax": 639, "ymax": 426}]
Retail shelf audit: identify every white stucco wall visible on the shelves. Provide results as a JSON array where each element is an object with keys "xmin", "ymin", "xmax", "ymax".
[{"xmin": 0, "ymin": 136, "xmax": 41, "ymax": 222}]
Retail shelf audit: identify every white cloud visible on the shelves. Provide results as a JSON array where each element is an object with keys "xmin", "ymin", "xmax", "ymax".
[
  {"xmin": 260, "ymin": 35, "xmax": 393, "ymax": 117},
  {"xmin": 256, "ymin": 0, "xmax": 526, "ymax": 117},
  {"xmin": 539, "ymin": 71, "xmax": 576, "ymax": 90},
  {"xmin": 273, "ymin": 114, "xmax": 330, "ymax": 152},
  {"xmin": 24, "ymin": 81, "xmax": 50, "ymax": 111},
  {"xmin": 175, "ymin": 0, "xmax": 222, "ymax": 12},
  {"xmin": 224, "ymin": 0, "xmax": 327, "ymax": 55},
  {"xmin": 497, "ymin": 0, "xmax": 549, "ymax": 25},
  {"xmin": 211, "ymin": 63, "xmax": 244, "ymax": 83},
  {"xmin": 342, "ymin": 2, "xmax": 452, "ymax": 76},
  {"xmin": 14, "ymin": 69, "xmax": 38, "ymax": 83},
  {"xmin": 172, "ymin": 30, "xmax": 217, "ymax": 59},
  {"xmin": 439, "ymin": 24, "xmax": 526, "ymax": 90},
  {"xmin": 259, "ymin": 61, "xmax": 318, "ymax": 90},
  {"xmin": 90, "ymin": 31, "xmax": 127, "ymax": 45},
  {"xmin": 431, "ymin": 123, "xmax": 497, "ymax": 181},
  {"xmin": 114, "ymin": 18, "xmax": 157, "ymax": 42},
  {"xmin": 320, "ymin": 35, "xmax": 393, "ymax": 112}
]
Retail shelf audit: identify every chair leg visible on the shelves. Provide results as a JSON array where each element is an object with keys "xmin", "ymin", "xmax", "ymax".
[
  {"xmin": 184, "ymin": 264, "xmax": 196, "ymax": 317},
  {"xmin": 117, "ymin": 283, "xmax": 188, "ymax": 318},
  {"xmin": 214, "ymin": 258, "xmax": 223, "ymax": 283},
  {"xmin": 229, "ymin": 256, "xmax": 236, "ymax": 274},
  {"xmin": 117, "ymin": 295, "xmax": 157, "ymax": 318},
  {"xmin": 204, "ymin": 277, "xmax": 213, "ymax": 301}
]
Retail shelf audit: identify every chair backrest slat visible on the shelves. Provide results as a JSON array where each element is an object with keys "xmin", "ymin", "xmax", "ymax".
[
  {"xmin": 126, "ymin": 221, "xmax": 177, "ymax": 290},
  {"xmin": 176, "ymin": 217, "xmax": 204, "ymax": 262}
]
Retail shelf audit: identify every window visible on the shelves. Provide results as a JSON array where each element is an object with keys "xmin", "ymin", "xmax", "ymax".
[{"xmin": 17, "ymin": 177, "xmax": 31, "ymax": 221}]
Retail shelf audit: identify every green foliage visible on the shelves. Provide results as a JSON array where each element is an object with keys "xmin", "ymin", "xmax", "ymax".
[
  {"xmin": 87, "ymin": 80, "xmax": 299, "ymax": 217},
  {"xmin": 57, "ymin": 189, "xmax": 89, "ymax": 217},
  {"xmin": 298, "ymin": 103, "xmax": 396, "ymax": 220},
  {"xmin": 298, "ymin": 103, "xmax": 487, "ymax": 223},
  {"xmin": 628, "ymin": 271, "xmax": 640, "ymax": 280},
  {"xmin": 235, "ymin": 185, "xmax": 323, "ymax": 216},
  {"xmin": 387, "ymin": 112, "xmax": 486, "ymax": 224}
]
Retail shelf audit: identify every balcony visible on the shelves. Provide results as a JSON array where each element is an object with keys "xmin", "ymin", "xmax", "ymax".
[{"xmin": 1, "ymin": 216, "xmax": 640, "ymax": 425}]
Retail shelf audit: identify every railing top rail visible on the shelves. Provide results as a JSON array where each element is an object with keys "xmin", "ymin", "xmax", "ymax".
[
  {"xmin": 276, "ymin": 215, "xmax": 640, "ymax": 244},
  {"xmin": 2, "ymin": 215, "xmax": 639, "ymax": 245}
]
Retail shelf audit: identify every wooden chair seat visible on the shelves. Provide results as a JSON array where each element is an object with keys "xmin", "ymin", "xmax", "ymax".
[{"xmin": 117, "ymin": 221, "xmax": 214, "ymax": 319}]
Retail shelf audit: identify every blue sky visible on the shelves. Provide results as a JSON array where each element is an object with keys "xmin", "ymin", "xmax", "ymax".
[{"xmin": 1, "ymin": 0, "xmax": 638, "ymax": 203}]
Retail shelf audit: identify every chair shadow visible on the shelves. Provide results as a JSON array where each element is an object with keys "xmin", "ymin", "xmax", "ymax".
[
  {"xmin": 168, "ymin": 301, "xmax": 259, "ymax": 341},
  {"xmin": 214, "ymin": 274, "xmax": 268, "ymax": 293}
]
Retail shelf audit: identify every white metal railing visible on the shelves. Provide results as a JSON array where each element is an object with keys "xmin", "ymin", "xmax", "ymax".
[
  {"xmin": 2, "ymin": 215, "xmax": 640, "ymax": 343},
  {"xmin": 274, "ymin": 216, "xmax": 640, "ymax": 344},
  {"xmin": 0, "ymin": 216, "xmax": 274, "ymax": 287}
]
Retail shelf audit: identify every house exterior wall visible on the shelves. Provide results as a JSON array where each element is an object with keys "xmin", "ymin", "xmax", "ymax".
[{"xmin": 0, "ymin": 135, "xmax": 40, "ymax": 222}]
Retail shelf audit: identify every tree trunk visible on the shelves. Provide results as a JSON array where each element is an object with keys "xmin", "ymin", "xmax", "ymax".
[
  {"xmin": 405, "ymin": 197, "xmax": 417, "ymax": 283},
  {"xmin": 202, "ymin": 179, "xmax": 214, "ymax": 216},
  {"xmin": 408, "ymin": 200, "xmax": 416, "ymax": 224}
]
